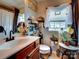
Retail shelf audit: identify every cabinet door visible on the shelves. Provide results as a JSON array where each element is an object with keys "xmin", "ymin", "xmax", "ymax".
[
  {"xmin": 16, "ymin": 42, "xmax": 35, "ymax": 59},
  {"xmin": 27, "ymin": 46, "xmax": 39, "ymax": 59}
]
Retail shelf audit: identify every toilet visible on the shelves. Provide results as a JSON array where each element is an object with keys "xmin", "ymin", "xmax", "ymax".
[
  {"xmin": 40, "ymin": 44, "xmax": 51, "ymax": 59},
  {"xmin": 39, "ymin": 44, "xmax": 51, "ymax": 59},
  {"xmin": 40, "ymin": 44, "xmax": 50, "ymax": 54}
]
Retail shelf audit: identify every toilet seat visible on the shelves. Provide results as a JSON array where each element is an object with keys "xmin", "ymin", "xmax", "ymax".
[{"xmin": 40, "ymin": 44, "xmax": 50, "ymax": 54}]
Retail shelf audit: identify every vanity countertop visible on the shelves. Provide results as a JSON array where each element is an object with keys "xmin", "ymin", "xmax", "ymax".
[{"xmin": 0, "ymin": 36, "xmax": 39, "ymax": 59}]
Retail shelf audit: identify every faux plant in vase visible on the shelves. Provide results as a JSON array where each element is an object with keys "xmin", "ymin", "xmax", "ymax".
[
  {"xmin": 17, "ymin": 22, "xmax": 28, "ymax": 36},
  {"xmin": 62, "ymin": 26, "xmax": 74, "ymax": 46},
  {"xmin": 62, "ymin": 32, "xmax": 71, "ymax": 46}
]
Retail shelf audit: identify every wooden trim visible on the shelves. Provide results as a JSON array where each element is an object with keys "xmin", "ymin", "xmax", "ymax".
[
  {"xmin": 0, "ymin": 4, "xmax": 14, "ymax": 13},
  {"xmin": 71, "ymin": 0, "xmax": 78, "ymax": 40},
  {"xmin": 78, "ymin": 0, "xmax": 79, "ymax": 25},
  {"xmin": 13, "ymin": 8, "xmax": 19, "ymax": 32}
]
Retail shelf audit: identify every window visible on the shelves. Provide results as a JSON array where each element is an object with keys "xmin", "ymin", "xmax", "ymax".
[
  {"xmin": 49, "ymin": 21, "xmax": 65, "ymax": 31},
  {"xmin": 45, "ymin": 4, "xmax": 72, "ymax": 31},
  {"xmin": 17, "ymin": 14, "xmax": 25, "ymax": 23}
]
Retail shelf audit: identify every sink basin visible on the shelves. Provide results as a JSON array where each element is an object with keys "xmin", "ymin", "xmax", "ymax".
[{"xmin": 0, "ymin": 39, "xmax": 28, "ymax": 50}]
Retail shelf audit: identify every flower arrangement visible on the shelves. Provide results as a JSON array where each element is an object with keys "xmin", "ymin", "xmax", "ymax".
[
  {"xmin": 67, "ymin": 26, "xmax": 74, "ymax": 35},
  {"xmin": 17, "ymin": 22, "xmax": 28, "ymax": 35},
  {"xmin": 62, "ymin": 26, "xmax": 74, "ymax": 46}
]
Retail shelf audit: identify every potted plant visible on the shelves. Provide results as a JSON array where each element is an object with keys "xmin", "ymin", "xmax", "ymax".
[{"xmin": 62, "ymin": 32, "xmax": 73, "ymax": 46}]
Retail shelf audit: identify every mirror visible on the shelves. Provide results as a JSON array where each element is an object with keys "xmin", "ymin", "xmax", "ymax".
[{"xmin": 0, "ymin": 9, "xmax": 14, "ymax": 38}]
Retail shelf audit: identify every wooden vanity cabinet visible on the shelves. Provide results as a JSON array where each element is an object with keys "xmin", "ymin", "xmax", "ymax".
[
  {"xmin": 8, "ymin": 42, "xmax": 39, "ymax": 59},
  {"xmin": 16, "ymin": 42, "xmax": 35, "ymax": 59},
  {"xmin": 27, "ymin": 46, "xmax": 39, "ymax": 59},
  {"xmin": 16, "ymin": 42, "xmax": 39, "ymax": 59}
]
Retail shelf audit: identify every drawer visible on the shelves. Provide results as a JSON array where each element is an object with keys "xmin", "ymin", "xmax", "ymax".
[
  {"xmin": 16, "ymin": 42, "xmax": 35, "ymax": 59},
  {"xmin": 28, "ymin": 46, "xmax": 39, "ymax": 59}
]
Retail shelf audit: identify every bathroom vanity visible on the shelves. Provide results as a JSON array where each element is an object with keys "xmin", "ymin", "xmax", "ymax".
[{"xmin": 0, "ymin": 36, "xmax": 39, "ymax": 59}]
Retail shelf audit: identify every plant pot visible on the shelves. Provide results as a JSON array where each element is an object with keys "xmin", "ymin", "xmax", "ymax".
[{"xmin": 64, "ymin": 41, "xmax": 70, "ymax": 46}]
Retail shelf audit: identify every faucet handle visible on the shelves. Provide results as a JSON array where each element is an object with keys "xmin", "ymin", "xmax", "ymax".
[
  {"xmin": 12, "ymin": 36, "xmax": 14, "ymax": 40},
  {"xmin": 5, "ymin": 37, "xmax": 9, "ymax": 42}
]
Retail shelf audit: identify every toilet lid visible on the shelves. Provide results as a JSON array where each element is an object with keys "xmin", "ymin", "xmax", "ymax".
[{"xmin": 40, "ymin": 45, "xmax": 50, "ymax": 51}]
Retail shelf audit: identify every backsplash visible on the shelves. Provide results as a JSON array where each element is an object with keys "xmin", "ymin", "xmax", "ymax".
[
  {"xmin": 0, "ymin": 33, "xmax": 6, "ymax": 40},
  {"xmin": 0, "ymin": 33, "xmax": 6, "ymax": 44}
]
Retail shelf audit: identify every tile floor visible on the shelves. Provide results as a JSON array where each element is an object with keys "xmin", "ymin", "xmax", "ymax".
[
  {"xmin": 44, "ymin": 49, "xmax": 79, "ymax": 59},
  {"xmin": 40, "ymin": 43, "xmax": 79, "ymax": 59},
  {"xmin": 41, "ymin": 44, "xmax": 66, "ymax": 59},
  {"xmin": 40, "ymin": 43, "xmax": 78, "ymax": 59},
  {"xmin": 48, "ymin": 51, "xmax": 79, "ymax": 59},
  {"xmin": 48, "ymin": 43, "xmax": 61, "ymax": 59},
  {"xmin": 48, "ymin": 51, "xmax": 61, "ymax": 59}
]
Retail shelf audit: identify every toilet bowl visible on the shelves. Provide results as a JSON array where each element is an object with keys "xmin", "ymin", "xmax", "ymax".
[{"xmin": 40, "ymin": 44, "xmax": 50, "ymax": 54}]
